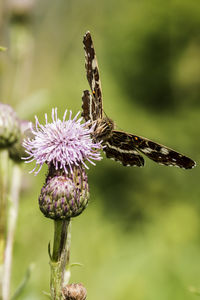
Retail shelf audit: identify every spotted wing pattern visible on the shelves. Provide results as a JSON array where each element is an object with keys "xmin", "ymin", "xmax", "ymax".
[
  {"xmin": 82, "ymin": 31, "xmax": 196, "ymax": 170},
  {"xmin": 104, "ymin": 144, "xmax": 144, "ymax": 167},
  {"xmin": 83, "ymin": 31, "xmax": 103, "ymax": 120},
  {"xmin": 104, "ymin": 131, "xmax": 196, "ymax": 169}
]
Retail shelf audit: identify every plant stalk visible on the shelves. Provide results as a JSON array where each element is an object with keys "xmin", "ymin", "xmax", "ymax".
[
  {"xmin": 50, "ymin": 219, "xmax": 71, "ymax": 300},
  {"xmin": 0, "ymin": 150, "xmax": 9, "ymax": 300},
  {"xmin": 3, "ymin": 164, "xmax": 22, "ymax": 300}
]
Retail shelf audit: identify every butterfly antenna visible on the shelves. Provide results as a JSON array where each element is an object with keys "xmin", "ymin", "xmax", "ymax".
[{"xmin": 103, "ymin": 109, "xmax": 108, "ymax": 118}]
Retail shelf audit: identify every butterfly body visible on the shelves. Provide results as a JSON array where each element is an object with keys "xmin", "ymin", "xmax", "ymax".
[
  {"xmin": 93, "ymin": 117, "xmax": 114, "ymax": 142},
  {"xmin": 81, "ymin": 89, "xmax": 114, "ymax": 142},
  {"xmin": 82, "ymin": 31, "xmax": 196, "ymax": 170}
]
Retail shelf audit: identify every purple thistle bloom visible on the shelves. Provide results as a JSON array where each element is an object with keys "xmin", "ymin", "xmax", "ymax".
[{"xmin": 23, "ymin": 108, "xmax": 102, "ymax": 175}]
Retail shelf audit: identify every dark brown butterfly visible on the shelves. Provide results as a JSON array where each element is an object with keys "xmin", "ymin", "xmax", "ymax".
[{"xmin": 82, "ymin": 31, "xmax": 196, "ymax": 169}]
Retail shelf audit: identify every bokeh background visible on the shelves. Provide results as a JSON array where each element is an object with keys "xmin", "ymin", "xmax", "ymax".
[{"xmin": 0, "ymin": 0, "xmax": 200, "ymax": 299}]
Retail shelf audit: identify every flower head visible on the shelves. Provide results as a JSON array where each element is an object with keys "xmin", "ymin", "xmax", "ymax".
[{"xmin": 23, "ymin": 108, "xmax": 102, "ymax": 175}]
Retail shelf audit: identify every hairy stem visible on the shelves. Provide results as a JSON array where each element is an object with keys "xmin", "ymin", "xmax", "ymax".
[
  {"xmin": 3, "ymin": 164, "xmax": 22, "ymax": 300},
  {"xmin": 50, "ymin": 219, "xmax": 71, "ymax": 300}
]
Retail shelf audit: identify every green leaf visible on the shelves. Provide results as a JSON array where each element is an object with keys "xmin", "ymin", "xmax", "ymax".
[
  {"xmin": 11, "ymin": 264, "xmax": 35, "ymax": 300},
  {"xmin": 42, "ymin": 291, "xmax": 51, "ymax": 299},
  {"xmin": 70, "ymin": 262, "xmax": 84, "ymax": 268}
]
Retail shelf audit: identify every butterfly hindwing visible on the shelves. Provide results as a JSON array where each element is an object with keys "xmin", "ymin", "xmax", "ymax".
[
  {"xmin": 104, "ymin": 131, "xmax": 144, "ymax": 167},
  {"xmin": 82, "ymin": 90, "xmax": 96, "ymax": 122},
  {"xmin": 104, "ymin": 145, "xmax": 145, "ymax": 167}
]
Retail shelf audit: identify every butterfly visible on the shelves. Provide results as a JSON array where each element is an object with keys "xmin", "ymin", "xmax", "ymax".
[{"xmin": 81, "ymin": 31, "xmax": 196, "ymax": 169}]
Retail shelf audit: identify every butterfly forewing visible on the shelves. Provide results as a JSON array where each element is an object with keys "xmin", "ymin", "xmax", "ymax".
[
  {"xmin": 133, "ymin": 134, "xmax": 196, "ymax": 169},
  {"xmin": 105, "ymin": 131, "xmax": 196, "ymax": 169},
  {"xmin": 82, "ymin": 31, "xmax": 196, "ymax": 170},
  {"xmin": 83, "ymin": 31, "xmax": 103, "ymax": 120}
]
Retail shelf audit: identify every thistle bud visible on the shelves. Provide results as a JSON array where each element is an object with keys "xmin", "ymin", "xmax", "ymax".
[
  {"xmin": 62, "ymin": 283, "xmax": 87, "ymax": 300},
  {"xmin": 0, "ymin": 103, "xmax": 20, "ymax": 149},
  {"xmin": 9, "ymin": 120, "xmax": 32, "ymax": 162},
  {"xmin": 39, "ymin": 167, "xmax": 89, "ymax": 220},
  {"xmin": 7, "ymin": 0, "xmax": 36, "ymax": 22}
]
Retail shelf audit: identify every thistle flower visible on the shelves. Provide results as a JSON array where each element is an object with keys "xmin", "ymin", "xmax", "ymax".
[
  {"xmin": 23, "ymin": 108, "xmax": 102, "ymax": 220},
  {"xmin": 23, "ymin": 108, "xmax": 102, "ymax": 175}
]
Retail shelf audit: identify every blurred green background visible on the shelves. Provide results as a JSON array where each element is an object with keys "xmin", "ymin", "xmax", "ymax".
[{"xmin": 0, "ymin": 0, "xmax": 200, "ymax": 299}]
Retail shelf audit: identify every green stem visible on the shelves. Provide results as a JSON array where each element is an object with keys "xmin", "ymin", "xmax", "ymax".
[
  {"xmin": 0, "ymin": 150, "xmax": 9, "ymax": 300},
  {"xmin": 3, "ymin": 164, "xmax": 22, "ymax": 300},
  {"xmin": 50, "ymin": 219, "xmax": 71, "ymax": 300}
]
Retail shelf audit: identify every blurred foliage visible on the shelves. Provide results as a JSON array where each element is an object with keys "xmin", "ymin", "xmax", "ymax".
[
  {"xmin": 104, "ymin": 0, "xmax": 200, "ymax": 112},
  {"xmin": 0, "ymin": 0, "xmax": 199, "ymax": 299}
]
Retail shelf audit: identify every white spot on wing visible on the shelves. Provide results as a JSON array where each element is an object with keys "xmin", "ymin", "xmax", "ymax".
[
  {"xmin": 105, "ymin": 142, "xmax": 140, "ymax": 155},
  {"xmin": 142, "ymin": 147, "xmax": 153, "ymax": 154},
  {"xmin": 160, "ymin": 147, "xmax": 169, "ymax": 155},
  {"xmin": 92, "ymin": 58, "xmax": 97, "ymax": 70},
  {"xmin": 88, "ymin": 93, "xmax": 93, "ymax": 121},
  {"xmin": 92, "ymin": 79, "xmax": 95, "ymax": 90}
]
